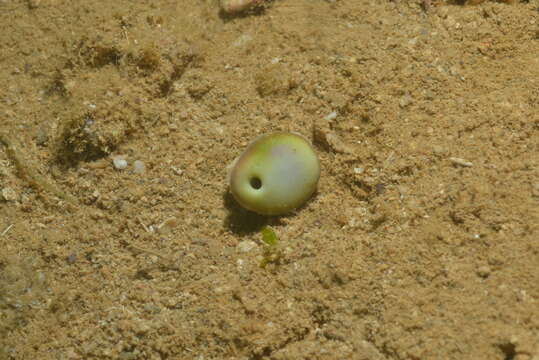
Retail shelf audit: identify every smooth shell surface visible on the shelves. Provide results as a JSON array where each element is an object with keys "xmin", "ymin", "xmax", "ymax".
[{"xmin": 229, "ymin": 132, "xmax": 320, "ymax": 215}]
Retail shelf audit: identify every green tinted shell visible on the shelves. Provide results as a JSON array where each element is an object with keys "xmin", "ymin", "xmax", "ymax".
[{"xmin": 229, "ymin": 132, "xmax": 320, "ymax": 215}]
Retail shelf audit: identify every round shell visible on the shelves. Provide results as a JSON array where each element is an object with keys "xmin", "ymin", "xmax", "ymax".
[{"xmin": 229, "ymin": 132, "xmax": 320, "ymax": 215}]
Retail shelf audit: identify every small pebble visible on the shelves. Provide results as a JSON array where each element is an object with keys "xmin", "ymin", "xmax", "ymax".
[
  {"xmin": 133, "ymin": 160, "xmax": 146, "ymax": 174},
  {"xmin": 432, "ymin": 145, "xmax": 446, "ymax": 156},
  {"xmin": 531, "ymin": 183, "xmax": 539, "ymax": 197},
  {"xmin": 313, "ymin": 119, "xmax": 353, "ymax": 154},
  {"xmin": 324, "ymin": 111, "xmax": 338, "ymax": 121},
  {"xmin": 233, "ymin": 34, "xmax": 253, "ymax": 47},
  {"xmin": 66, "ymin": 254, "xmax": 77, "ymax": 264},
  {"xmin": 1, "ymin": 187, "xmax": 18, "ymax": 202},
  {"xmin": 157, "ymin": 217, "xmax": 178, "ymax": 235},
  {"xmin": 237, "ymin": 240, "xmax": 258, "ymax": 253},
  {"xmin": 28, "ymin": 0, "xmax": 41, "ymax": 9},
  {"xmin": 399, "ymin": 94, "xmax": 413, "ymax": 108},
  {"xmin": 172, "ymin": 166, "xmax": 183, "ymax": 176},
  {"xmin": 449, "ymin": 157, "xmax": 473, "ymax": 167},
  {"xmin": 477, "ymin": 265, "xmax": 491, "ymax": 278},
  {"xmin": 375, "ymin": 183, "xmax": 386, "ymax": 195},
  {"xmin": 112, "ymin": 156, "xmax": 128, "ymax": 170},
  {"xmin": 220, "ymin": 0, "xmax": 258, "ymax": 14}
]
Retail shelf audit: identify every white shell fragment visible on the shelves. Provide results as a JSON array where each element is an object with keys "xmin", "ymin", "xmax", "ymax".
[{"xmin": 112, "ymin": 155, "xmax": 128, "ymax": 170}]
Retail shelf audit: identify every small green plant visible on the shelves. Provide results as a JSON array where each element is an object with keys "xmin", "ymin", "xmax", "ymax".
[
  {"xmin": 261, "ymin": 225, "xmax": 278, "ymax": 246},
  {"xmin": 259, "ymin": 226, "xmax": 282, "ymax": 269}
]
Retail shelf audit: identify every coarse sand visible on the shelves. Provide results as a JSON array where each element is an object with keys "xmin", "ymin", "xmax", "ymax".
[{"xmin": 1, "ymin": 0, "xmax": 538, "ymax": 359}]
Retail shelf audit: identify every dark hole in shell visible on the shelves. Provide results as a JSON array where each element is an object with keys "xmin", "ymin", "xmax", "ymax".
[{"xmin": 250, "ymin": 176, "xmax": 262, "ymax": 190}]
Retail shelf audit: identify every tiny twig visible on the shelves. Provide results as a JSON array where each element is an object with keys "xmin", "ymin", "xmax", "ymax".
[
  {"xmin": 1, "ymin": 224, "xmax": 14, "ymax": 236},
  {"xmin": 137, "ymin": 217, "xmax": 151, "ymax": 233},
  {"xmin": 449, "ymin": 157, "xmax": 473, "ymax": 167},
  {"xmin": 129, "ymin": 244, "xmax": 171, "ymax": 260}
]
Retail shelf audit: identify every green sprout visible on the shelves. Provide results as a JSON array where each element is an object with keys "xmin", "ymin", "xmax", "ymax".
[
  {"xmin": 259, "ymin": 225, "xmax": 282, "ymax": 269},
  {"xmin": 261, "ymin": 225, "xmax": 278, "ymax": 246}
]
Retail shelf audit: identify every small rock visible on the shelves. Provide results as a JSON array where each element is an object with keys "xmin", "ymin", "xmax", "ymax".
[
  {"xmin": 324, "ymin": 111, "xmax": 338, "ymax": 121},
  {"xmin": 313, "ymin": 118, "xmax": 353, "ymax": 154},
  {"xmin": 133, "ymin": 320, "xmax": 151, "ymax": 335},
  {"xmin": 220, "ymin": 0, "xmax": 257, "ymax": 14},
  {"xmin": 35, "ymin": 127, "xmax": 49, "ymax": 146},
  {"xmin": 112, "ymin": 156, "xmax": 128, "ymax": 170},
  {"xmin": 91, "ymin": 189, "xmax": 100, "ymax": 200},
  {"xmin": 432, "ymin": 145, "xmax": 446, "ymax": 156},
  {"xmin": 399, "ymin": 94, "xmax": 413, "ymax": 108},
  {"xmin": 233, "ymin": 33, "xmax": 253, "ymax": 47},
  {"xmin": 28, "ymin": 0, "xmax": 41, "ymax": 9},
  {"xmin": 172, "ymin": 166, "xmax": 183, "ymax": 176},
  {"xmin": 375, "ymin": 183, "xmax": 386, "ymax": 195},
  {"xmin": 449, "ymin": 157, "xmax": 473, "ymax": 167},
  {"xmin": 237, "ymin": 240, "xmax": 257, "ymax": 253},
  {"xmin": 157, "ymin": 217, "xmax": 178, "ymax": 235},
  {"xmin": 1, "ymin": 187, "xmax": 18, "ymax": 202},
  {"xmin": 532, "ymin": 183, "xmax": 539, "ymax": 198},
  {"xmin": 66, "ymin": 253, "xmax": 77, "ymax": 264},
  {"xmin": 325, "ymin": 132, "xmax": 353, "ymax": 154},
  {"xmin": 477, "ymin": 265, "xmax": 491, "ymax": 278},
  {"xmin": 143, "ymin": 304, "xmax": 161, "ymax": 314},
  {"xmin": 64, "ymin": 348, "xmax": 81, "ymax": 360},
  {"xmin": 133, "ymin": 160, "xmax": 146, "ymax": 174}
]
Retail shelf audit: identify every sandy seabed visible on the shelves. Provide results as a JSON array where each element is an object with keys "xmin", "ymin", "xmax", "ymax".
[{"xmin": 1, "ymin": 0, "xmax": 538, "ymax": 359}]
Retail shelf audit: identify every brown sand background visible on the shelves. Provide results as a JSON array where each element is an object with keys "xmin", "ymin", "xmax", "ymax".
[{"xmin": 1, "ymin": 0, "xmax": 539, "ymax": 359}]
